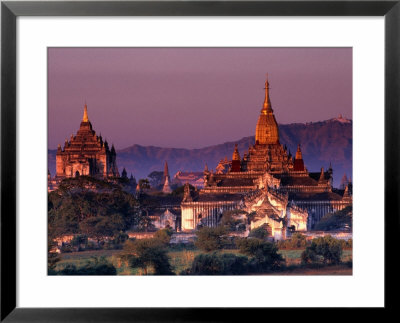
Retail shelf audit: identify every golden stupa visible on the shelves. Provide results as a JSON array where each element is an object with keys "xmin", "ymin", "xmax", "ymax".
[
  {"xmin": 255, "ymin": 77, "xmax": 279, "ymax": 145},
  {"xmin": 232, "ymin": 144, "xmax": 241, "ymax": 161}
]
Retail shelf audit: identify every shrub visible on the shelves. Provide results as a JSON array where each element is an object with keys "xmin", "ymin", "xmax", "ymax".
[
  {"xmin": 220, "ymin": 210, "xmax": 247, "ymax": 232},
  {"xmin": 315, "ymin": 206, "xmax": 352, "ymax": 231},
  {"xmin": 301, "ymin": 235, "xmax": 343, "ymax": 265},
  {"xmin": 277, "ymin": 233, "xmax": 308, "ymax": 249},
  {"xmin": 121, "ymin": 238, "xmax": 174, "ymax": 275},
  {"xmin": 195, "ymin": 226, "xmax": 228, "ymax": 252},
  {"xmin": 248, "ymin": 224, "xmax": 270, "ymax": 240},
  {"xmin": 189, "ymin": 252, "xmax": 248, "ymax": 275},
  {"xmin": 237, "ymin": 238, "xmax": 283, "ymax": 272},
  {"xmin": 154, "ymin": 228, "xmax": 174, "ymax": 245},
  {"xmin": 58, "ymin": 257, "xmax": 117, "ymax": 275}
]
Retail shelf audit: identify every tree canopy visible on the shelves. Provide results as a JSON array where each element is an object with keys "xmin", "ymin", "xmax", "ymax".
[
  {"xmin": 315, "ymin": 206, "xmax": 352, "ymax": 231},
  {"xmin": 48, "ymin": 176, "xmax": 143, "ymax": 239},
  {"xmin": 301, "ymin": 235, "xmax": 343, "ymax": 265},
  {"xmin": 195, "ymin": 226, "xmax": 229, "ymax": 252}
]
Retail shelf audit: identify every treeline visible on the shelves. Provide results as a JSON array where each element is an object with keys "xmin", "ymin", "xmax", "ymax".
[
  {"xmin": 315, "ymin": 206, "xmax": 352, "ymax": 231},
  {"xmin": 48, "ymin": 176, "xmax": 151, "ymax": 241},
  {"xmin": 277, "ymin": 232, "xmax": 352, "ymax": 250}
]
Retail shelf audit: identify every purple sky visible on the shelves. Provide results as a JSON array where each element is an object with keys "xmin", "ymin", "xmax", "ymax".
[{"xmin": 48, "ymin": 48, "xmax": 352, "ymax": 149}]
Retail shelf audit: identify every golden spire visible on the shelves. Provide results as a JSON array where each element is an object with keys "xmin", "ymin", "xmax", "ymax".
[
  {"xmin": 255, "ymin": 75, "xmax": 279, "ymax": 145},
  {"xmin": 295, "ymin": 144, "xmax": 303, "ymax": 160},
  {"xmin": 262, "ymin": 74, "xmax": 272, "ymax": 113},
  {"xmin": 82, "ymin": 103, "xmax": 89, "ymax": 122},
  {"xmin": 232, "ymin": 144, "xmax": 241, "ymax": 161}
]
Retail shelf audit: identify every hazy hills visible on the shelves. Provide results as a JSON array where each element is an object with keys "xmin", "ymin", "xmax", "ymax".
[{"xmin": 48, "ymin": 117, "xmax": 352, "ymax": 187}]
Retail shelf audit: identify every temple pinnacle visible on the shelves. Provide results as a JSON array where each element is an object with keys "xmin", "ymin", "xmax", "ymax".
[
  {"xmin": 262, "ymin": 75, "xmax": 272, "ymax": 113},
  {"xmin": 295, "ymin": 144, "xmax": 303, "ymax": 160},
  {"xmin": 82, "ymin": 103, "xmax": 89, "ymax": 122}
]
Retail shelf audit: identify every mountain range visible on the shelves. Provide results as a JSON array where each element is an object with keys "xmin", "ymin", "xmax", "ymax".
[{"xmin": 48, "ymin": 117, "xmax": 352, "ymax": 188}]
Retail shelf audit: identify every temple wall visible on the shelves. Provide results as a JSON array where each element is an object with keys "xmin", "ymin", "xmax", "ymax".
[
  {"xmin": 180, "ymin": 201, "xmax": 240, "ymax": 231},
  {"xmin": 287, "ymin": 208, "xmax": 308, "ymax": 231},
  {"xmin": 295, "ymin": 200, "xmax": 351, "ymax": 229}
]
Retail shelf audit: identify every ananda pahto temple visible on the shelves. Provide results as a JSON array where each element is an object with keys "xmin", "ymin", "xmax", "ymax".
[{"xmin": 48, "ymin": 78, "xmax": 352, "ymax": 240}]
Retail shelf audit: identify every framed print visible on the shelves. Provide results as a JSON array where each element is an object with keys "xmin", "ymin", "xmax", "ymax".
[{"xmin": 1, "ymin": 0, "xmax": 399, "ymax": 321}]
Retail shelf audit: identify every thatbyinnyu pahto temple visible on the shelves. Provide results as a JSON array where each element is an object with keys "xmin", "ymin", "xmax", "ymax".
[
  {"xmin": 181, "ymin": 78, "xmax": 352, "ymax": 238},
  {"xmin": 55, "ymin": 104, "xmax": 119, "ymax": 179}
]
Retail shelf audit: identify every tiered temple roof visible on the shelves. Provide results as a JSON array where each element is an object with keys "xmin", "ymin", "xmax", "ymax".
[{"xmin": 56, "ymin": 104, "xmax": 119, "ymax": 178}]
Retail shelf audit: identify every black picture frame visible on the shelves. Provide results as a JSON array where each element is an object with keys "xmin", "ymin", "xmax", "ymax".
[{"xmin": 1, "ymin": 1, "xmax": 398, "ymax": 321}]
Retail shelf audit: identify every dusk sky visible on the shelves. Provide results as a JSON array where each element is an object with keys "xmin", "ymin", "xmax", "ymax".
[{"xmin": 48, "ymin": 47, "xmax": 352, "ymax": 149}]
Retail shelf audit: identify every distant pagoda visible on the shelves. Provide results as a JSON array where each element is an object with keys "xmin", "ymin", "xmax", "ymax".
[
  {"xmin": 162, "ymin": 161, "xmax": 172, "ymax": 193},
  {"xmin": 55, "ymin": 104, "xmax": 119, "ymax": 179}
]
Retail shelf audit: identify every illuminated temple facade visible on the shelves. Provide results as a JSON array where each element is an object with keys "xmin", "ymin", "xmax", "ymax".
[
  {"xmin": 181, "ymin": 78, "xmax": 352, "ymax": 238},
  {"xmin": 55, "ymin": 104, "xmax": 119, "ymax": 179}
]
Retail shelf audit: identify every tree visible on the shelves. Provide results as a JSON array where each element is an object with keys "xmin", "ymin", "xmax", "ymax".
[
  {"xmin": 248, "ymin": 224, "xmax": 270, "ymax": 240},
  {"xmin": 195, "ymin": 226, "xmax": 228, "ymax": 252},
  {"xmin": 277, "ymin": 232, "xmax": 308, "ymax": 249},
  {"xmin": 58, "ymin": 257, "xmax": 117, "ymax": 275},
  {"xmin": 147, "ymin": 171, "xmax": 164, "ymax": 188},
  {"xmin": 138, "ymin": 179, "xmax": 151, "ymax": 190},
  {"xmin": 236, "ymin": 238, "xmax": 283, "ymax": 272},
  {"xmin": 315, "ymin": 206, "xmax": 352, "ymax": 231},
  {"xmin": 171, "ymin": 184, "xmax": 195, "ymax": 197},
  {"xmin": 48, "ymin": 176, "xmax": 141, "ymax": 240},
  {"xmin": 79, "ymin": 215, "xmax": 125, "ymax": 242},
  {"xmin": 220, "ymin": 210, "xmax": 247, "ymax": 232},
  {"xmin": 48, "ymin": 235, "xmax": 61, "ymax": 274},
  {"xmin": 121, "ymin": 238, "xmax": 173, "ymax": 275},
  {"xmin": 301, "ymin": 235, "xmax": 343, "ymax": 265},
  {"xmin": 154, "ymin": 228, "xmax": 173, "ymax": 245},
  {"xmin": 189, "ymin": 252, "xmax": 248, "ymax": 275}
]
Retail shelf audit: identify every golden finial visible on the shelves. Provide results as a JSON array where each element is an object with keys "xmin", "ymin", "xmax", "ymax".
[
  {"xmin": 82, "ymin": 102, "xmax": 89, "ymax": 122},
  {"xmin": 232, "ymin": 144, "xmax": 241, "ymax": 161},
  {"xmin": 263, "ymin": 74, "xmax": 272, "ymax": 112},
  {"xmin": 295, "ymin": 144, "xmax": 303, "ymax": 160}
]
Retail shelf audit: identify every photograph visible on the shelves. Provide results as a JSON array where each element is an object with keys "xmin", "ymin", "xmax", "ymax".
[{"xmin": 47, "ymin": 47, "xmax": 353, "ymax": 276}]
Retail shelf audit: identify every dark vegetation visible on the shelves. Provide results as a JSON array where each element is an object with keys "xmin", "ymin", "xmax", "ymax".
[
  {"xmin": 301, "ymin": 235, "xmax": 344, "ymax": 265},
  {"xmin": 118, "ymin": 228, "xmax": 174, "ymax": 275},
  {"xmin": 248, "ymin": 224, "xmax": 271, "ymax": 239},
  {"xmin": 219, "ymin": 210, "xmax": 248, "ymax": 232},
  {"xmin": 50, "ymin": 256, "xmax": 117, "ymax": 275},
  {"xmin": 48, "ymin": 176, "xmax": 144, "ymax": 238},
  {"xmin": 277, "ymin": 232, "xmax": 308, "ymax": 249},
  {"xmin": 315, "ymin": 206, "xmax": 352, "ymax": 231}
]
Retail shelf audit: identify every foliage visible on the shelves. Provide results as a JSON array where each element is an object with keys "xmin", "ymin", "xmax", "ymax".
[
  {"xmin": 121, "ymin": 238, "xmax": 173, "ymax": 275},
  {"xmin": 236, "ymin": 238, "xmax": 283, "ymax": 271},
  {"xmin": 171, "ymin": 184, "xmax": 196, "ymax": 197},
  {"xmin": 48, "ymin": 237, "xmax": 61, "ymax": 273},
  {"xmin": 195, "ymin": 226, "xmax": 229, "ymax": 252},
  {"xmin": 248, "ymin": 224, "xmax": 270, "ymax": 240},
  {"xmin": 147, "ymin": 171, "xmax": 164, "ymax": 188},
  {"xmin": 315, "ymin": 206, "xmax": 352, "ymax": 231},
  {"xmin": 277, "ymin": 233, "xmax": 308, "ymax": 249},
  {"xmin": 188, "ymin": 252, "xmax": 249, "ymax": 275},
  {"xmin": 56, "ymin": 257, "xmax": 117, "ymax": 275},
  {"xmin": 138, "ymin": 178, "xmax": 151, "ymax": 190},
  {"xmin": 70, "ymin": 234, "xmax": 88, "ymax": 247},
  {"xmin": 301, "ymin": 235, "xmax": 343, "ymax": 265},
  {"xmin": 154, "ymin": 228, "xmax": 174, "ymax": 245},
  {"xmin": 48, "ymin": 176, "xmax": 143, "ymax": 239},
  {"xmin": 220, "ymin": 210, "xmax": 247, "ymax": 232}
]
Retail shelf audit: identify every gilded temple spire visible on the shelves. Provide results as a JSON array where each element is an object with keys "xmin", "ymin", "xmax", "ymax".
[
  {"xmin": 262, "ymin": 74, "xmax": 272, "ymax": 113},
  {"xmin": 295, "ymin": 144, "xmax": 303, "ymax": 160},
  {"xmin": 82, "ymin": 103, "xmax": 89, "ymax": 122}
]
